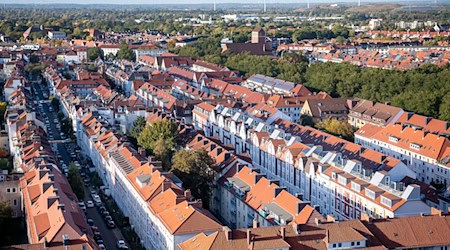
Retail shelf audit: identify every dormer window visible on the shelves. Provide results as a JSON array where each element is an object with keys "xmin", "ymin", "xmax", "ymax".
[
  {"xmin": 389, "ymin": 136, "xmax": 399, "ymax": 143},
  {"xmin": 381, "ymin": 196, "xmax": 392, "ymax": 207},
  {"xmin": 351, "ymin": 182, "xmax": 361, "ymax": 192},
  {"xmin": 365, "ymin": 188, "xmax": 376, "ymax": 199},
  {"xmin": 409, "ymin": 143, "xmax": 421, "ymax": 150}
]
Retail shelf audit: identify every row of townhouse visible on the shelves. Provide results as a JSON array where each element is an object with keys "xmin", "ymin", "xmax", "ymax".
[
  {"xmin": 179, "ymin": 211, "xmax": 450, "ymax": 250},
  {"xmin": 49, "ymin": 70, "xmax": 151, "ymax": 135},
  {"xmin": 193, "ymin": 103, "xmax": 442, "ymax": 220},
  {"xmin": 355, "ymin": 112, "xmax": 450, "ymax": 190},
  {"xmin": 77, "ymin": 112, "xmax": 223, "ymax": 250},
  {"xmin": 5, "ymin": 106, "xmax": 98, "ymax": 249}
]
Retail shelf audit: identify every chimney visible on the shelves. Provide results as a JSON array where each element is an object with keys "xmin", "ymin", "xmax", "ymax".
[
  {"xmin": 252, "ymin": 217, "xmax": 259, "ymax": 228},
  {"xmin": 296, "ymin": 193, "xmax": 304, "ymax": 200},
  {"xmin": 161, "ymin": 180, "xmax": 171, "ymax": 192},
  {"xmin": 292, "ymin": 222, "xmax": 300, "ymax": 234},
  {"xmin": 314, "ymin": 217, "xmax": 322, "ymax": 226},
  {"xmin": 62, "ymin": 234, "xmax": 70, "ymax": 246},
  {"xmin": 224, "ymin": 226, "xmax": 232, "ymax": 241},
  {"xmin": 184, "ymin": 189, "xmax": 192, "ymax": 201},
  {"xmin": 273, "ymin": 187, "xmax": 285, "ymax": 199},
  {"xmin": 188, "ymin": 199, "xmax": 203, "ymax": 209},
  {"xmin": 296, "ymin": 201, "xmax": 310, "ymax": 215},
  {"xmin": 246, "ymin": 229, "xmax": 251, "ymax": 246},
  {"xmin": 280, "ymin": 226, "xmax": 286, "ymax": 240},
  {"xmin": 138, "ymin": 147, "xmax": 146, "ymax": 157}
]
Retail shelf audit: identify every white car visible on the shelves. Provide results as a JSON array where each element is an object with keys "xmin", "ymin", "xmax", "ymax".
[
  {"xmin": 86, "ymin": 200, "xmax": 94, "ymax": 208},
  {"xmin": 116, "ymin": 240, "xmax": 127, "ymax": 249},
  {"xmin": 98, "ymin": 244, "xmax": 106, "ymax": 250},
  {"xmin": 77, "ymin": 201, "xmax": 86, "ymax": 211}
]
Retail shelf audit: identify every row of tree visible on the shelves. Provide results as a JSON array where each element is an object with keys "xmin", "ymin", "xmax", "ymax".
[{"xmin": 174, "ymin": 35, "xmax": 449, "ymax": 121}]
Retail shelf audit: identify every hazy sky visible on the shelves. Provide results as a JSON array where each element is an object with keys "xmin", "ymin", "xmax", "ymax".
[{"xmin": 2, "ymin": 0, "xmax": 442, "ymax": 4}]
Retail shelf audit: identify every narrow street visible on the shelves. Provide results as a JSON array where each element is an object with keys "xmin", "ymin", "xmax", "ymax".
[{"xmin": 30, "ymin": 77, "xmax": 125, "ymax": 250}]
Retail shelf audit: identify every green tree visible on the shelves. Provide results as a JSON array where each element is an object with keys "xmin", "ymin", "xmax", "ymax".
[
  {"xmin": 87, "ymin": 47, "xmax": 103, "ymax": 61},
  {"xmin": 0, "ymin": 102, "xmax": 7, "ymax": 127},
  {"xmin": 0, "ymin": 159, "xmax": 10, "ymax": 171},
  {"xmin": 137, "ymin": 119, "xmax": 178, "ymax": 168},
  {"xmin": 171, "ymin": 149, "xmax": 215, "ymax": 208},
  {"xmin": 130, "ymin": 116, "xmax": 147, "ymax": 139},
  {"xmin": 68, "ymin": 163, "xmax": 85, "ymax": 200},
  {"xmin": 439, "ymin": 92, "xmax": 450, "ymax": 121},
  {"xmin": 116, "ymin": 42, "xmax": 135, "ymax": 61},
  {"xmin": 317, "ymin": 119, "xmax": 355, "ymax": 141}
]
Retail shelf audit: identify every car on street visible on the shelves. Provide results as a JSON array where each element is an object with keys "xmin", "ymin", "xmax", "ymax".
[
  {"xmin": 98, "ymin": 244, "xmax": 106, "ymax": 250},
  {"xmin": 77, "ymin": 201, "xmax": 86, "ymax": 211},
  {"xmin": 94, "ymin": 232, "xmax": 102, "ymax": 241},
  {"xmin": 87, "ymin": 218, "xmax": 94, "ymax": 226},
  {"xmin": 86, "ymin": 200, "xmax": 94, "ymax": 208},
  {"xmin": 116, "ymin": 240, "xmax": 127, "ymax": 249},
  {"xmin": 104, "ymin": 215, "xmax": 112, "ymax": 222},
  {"xmin": 106, "ymin": 220, "xmax": 115, "ymax": 229}
]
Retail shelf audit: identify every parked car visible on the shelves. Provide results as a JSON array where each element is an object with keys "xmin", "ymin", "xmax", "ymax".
[
  {"xmin": 94, "ymin": 232, "xmax": 102, "ymax": 241},
  {"xmin": 98, "ymin": 244, "xmax": 106, "ymax": 250},
  {"xmin": 104, "ymin": 215, "xmax": 112, "ymax": 222},
  {"xmin": 87, "ymin": 218, "xmax": 94, "ymax": 226},
  {"xmin": 106, "ymin": 220, "xmax": 115, "ymax": 229},
  {"xmin": 77, "ymin": 201, "xmax": 86, "ymax": 211},
  {"xmin": 116, "ymin": 240, "xmax": 127, "ymax": 249},
  {"xmin": 86, "ymin": 200, "xmax": 94, "ymax": 208}
]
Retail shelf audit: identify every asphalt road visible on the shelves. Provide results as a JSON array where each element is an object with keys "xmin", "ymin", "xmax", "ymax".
[{"xmin": 30, "ymin": 78, "xmax": 125, "ymax": 250}]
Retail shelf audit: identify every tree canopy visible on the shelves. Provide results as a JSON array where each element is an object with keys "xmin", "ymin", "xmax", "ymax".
[
  {"xmin": 137, "ymin": 119, "xmax": 178, "ymax": 168},
  {"xmin": 116, "ymin": 42, "xmax": 135, "ymax": 61},
  {"xmin": 171, "ymin": 149, "xmax": 215, "ymax": 208},
  {"xmin": 317, "ymin": 119, "xmax": 355, "ymax": 141},
  {"xmin": 87, "ymin": 47, "xmax": 103, "ymax": 61},
  {"xmin": 68, "ymin": 163, "xmax": 85, "ymax": 200}
]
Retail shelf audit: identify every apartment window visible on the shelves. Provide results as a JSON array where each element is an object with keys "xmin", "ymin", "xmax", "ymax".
[
  {"xmin": 333, "ymin": 244, "xmax": 336, "ymax": 248},
  {"xmin": 338, "ymin": 243, "xmax": 342, "ymax": 248},
  {"xmin": 365, "ymin": 189, "xmax": 376, "ymax": 200},
  {"xmin": 6, "ymin": 188, "xmax": 10, "ymax": 193},
  {"xmin": 12, "ymin": 188, "xmax": 16, "ymax": 193},
  {"xmin": 357, "ymin": 242, "xmax": 361, "ymax": 246},
  {"xmin": 13, "ymin": 199, "xmax": 17, "ymax": 206},
  {"xmin": 351, "ymin": 242, "xmax": 355, "ymax": 246}
]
